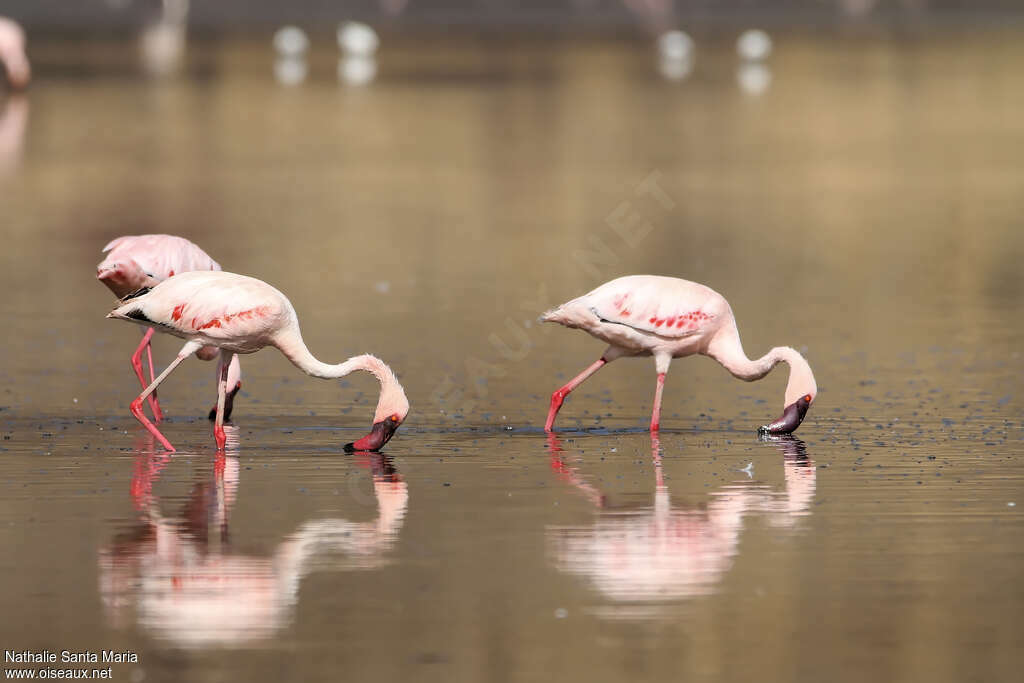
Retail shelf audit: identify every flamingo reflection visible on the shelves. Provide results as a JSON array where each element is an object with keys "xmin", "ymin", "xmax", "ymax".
[
  {"xmin": 0, "ymin": 94, "xmax": 26, "ymax": 178},
  {"xmin": 547, "ymin": 434, "xmax": 815, "ymax": 613},
  {"xmin": 99, "ymin": 433, "xmax": 408, "ymax": 647}
]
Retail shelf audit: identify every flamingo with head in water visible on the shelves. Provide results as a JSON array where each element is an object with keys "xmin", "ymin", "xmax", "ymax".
[
  {"xmin": 0, "ymin": 17, "xmax": 29, "ymax": 90},
  {"xmin": 97, "ymin": 234, "xmax": 242, "ymax": 423},
  {"xmin": 107, "ymin": 270, "xmax": 410, "ymax": 453},
  {"xmin": 541, "ymin": 275, "xmax": 817, "ymax": 434}
]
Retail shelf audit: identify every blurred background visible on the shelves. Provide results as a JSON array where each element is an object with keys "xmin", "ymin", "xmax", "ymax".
[
  {"xmin": 6, "ymin": 1, "xmax": 1024, "ymax": 31},
  {"xmin": 1, "ymin": 3, "xmax": 1022, "ymax": 683}
]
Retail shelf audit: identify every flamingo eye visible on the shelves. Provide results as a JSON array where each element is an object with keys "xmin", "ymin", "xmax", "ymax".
[
  {"xmin": 390, "ymin": 414, "xmax": 399, "ymax": 422},
  {"xmin": 804, "ymin": 394, "xmax": 812, "ymax": 402}
]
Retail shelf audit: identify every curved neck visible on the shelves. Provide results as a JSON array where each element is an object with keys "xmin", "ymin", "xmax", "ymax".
[
  {"xmin": 273, "ymin": 326, "xmax": 405, "ymax": 421},
  {"xmin": 706, "ymin": 321, "xmax": 816, "ymax": 406}
]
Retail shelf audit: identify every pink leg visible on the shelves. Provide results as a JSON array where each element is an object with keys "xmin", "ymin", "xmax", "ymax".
[
  {"xmin": 545, "ymin": 356, "xmax": 611, "ymax": 432},
  {"xmin": 129, "ymin": 341, "xmax": 202, "ymax": 453},
  {"xmin": 130, "ymin": 328, "xmax": 162, "ymax": 422},
  {"xmin": 212, "ymin": 351, "xmax": 234, "ymax": 451},
  {"xmin": 144, "ymin": 337, "xmax": 164, "ymax": 422},
  {"xmin": 650, "ymin": 372, "xmax": 666, "ymax": 432}
]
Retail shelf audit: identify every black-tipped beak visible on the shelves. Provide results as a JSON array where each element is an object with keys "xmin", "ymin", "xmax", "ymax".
[
  {"xmin": 759, "ymin": 397, "xmax": 811, "ymax": 435},
  {"xmin": 344, "ymin": 418, "xmax": 400, "ymax": 453}
]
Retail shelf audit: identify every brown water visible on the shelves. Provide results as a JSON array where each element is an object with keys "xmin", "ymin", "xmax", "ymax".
[{"xmin": 1, "ymin": 32, "xmax": 1023, "ymax": 683}]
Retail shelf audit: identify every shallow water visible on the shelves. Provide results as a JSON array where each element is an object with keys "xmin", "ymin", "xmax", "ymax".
[{"xmin": 1, "ymin": 32, "xmax": 1023, "ymax": 682}]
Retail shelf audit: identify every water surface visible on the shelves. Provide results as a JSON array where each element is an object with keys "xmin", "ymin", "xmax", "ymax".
[{"xmin": 1, "ymin": 31, "xmax": 1023, "ymax": 683}]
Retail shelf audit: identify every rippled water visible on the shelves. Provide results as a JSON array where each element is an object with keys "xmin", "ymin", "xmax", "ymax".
[{"xmin": 1, "ymin": 31, "xmax": 1023, "ymax": 683}]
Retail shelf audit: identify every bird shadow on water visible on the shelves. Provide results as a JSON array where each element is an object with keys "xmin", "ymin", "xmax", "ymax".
[
  {"xmin": 99, "ymin": 427, "xmax": 409, "ymax": 648},
  {"xmin": 545, "ymin": 432, "xmax": 816, "ymax": 620}
]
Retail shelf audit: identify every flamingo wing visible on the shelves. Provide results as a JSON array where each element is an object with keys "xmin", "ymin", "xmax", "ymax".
[
  {"xmin": 584, "ymin": 275, "xmax": 722, "ymax": 338},
  {"xmin": 110, "ymin": 271, "xmax": 287, "ymax": 343}
]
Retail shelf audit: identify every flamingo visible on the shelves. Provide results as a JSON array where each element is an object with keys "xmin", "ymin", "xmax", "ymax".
[
  {"xmin": 97, "ymin": 234, "xmax": 242, "ymax": 423},
  {"xmin": 0, "ymin": 18, "xmax": 29, "ymax": 90},
  {"xmin": 103, "ymin": 450, "xmax": 408, "ymax": 645},
  {"xmin": 541, "ymin": 275, "xmax": 817, "ymax": 434},
  {"xmin": 547, "ymin": 434, "xmax": 816, "ymax": 609},
  {"xmin": 106, "ymin": 270, "xmax": 410, "ymax": 453}
]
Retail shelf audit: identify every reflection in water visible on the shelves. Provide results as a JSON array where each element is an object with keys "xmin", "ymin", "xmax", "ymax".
[
  {"xmin": 547, "ymin": 434, "xmax": 815, "ymax": 618},
  {"xmin": 0, "ymin": 94, "xmax": 27, "ymax": 177},
  {"xmin": 139, "ymin": 0, "xmax": 190, "ymax": 77},
  {"xmin": 99, "ymin": 430, "xmax": 408, "ymax": 647},
  {"xmin": 273, "ymin": 26, "xmax": 310, "ymax": 86},
  {"xmin": 338, "ymin": 55, "xmax": 378, "ymax": 87},
  {"xmin": 737, "ymin": 62, "xmax": 772, "ymax": 95},
  {"xmin": 274, "ymin": 56, "xmax": 308, "ymax": 86}
]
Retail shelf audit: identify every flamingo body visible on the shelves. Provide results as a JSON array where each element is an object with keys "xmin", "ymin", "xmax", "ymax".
[
  {"xmin": 98, "ymin": 234, "xmax": 221, "ymax": 297},
  {"xmin": 542, "ymin": 275, "xmax": 817, "ymax": 434},
  {"xmin": 545, "ymin": 275, "xmax": 729, "ymax": 357},
  {"xmin": 118, "ymin": 271, "xmax": 291, "ymax": 354},
  {"xmin": 108, "ymin": 271, "xmax": 410, "ymax": 453},
  {"xmin": 97, "ymin": 234, "xmax": 242, "ymax": 422},
  {"xmin": 0, "ymin": 18, "xmax": 29, "ymax": 90}
]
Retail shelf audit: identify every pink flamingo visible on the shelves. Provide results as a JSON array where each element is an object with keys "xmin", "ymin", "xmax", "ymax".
[
  {"xmin": 0, "ymin": 18, "xmax": 30, "ymax": 90},
  {"xmin": 97, "ymin": 234, "xmax": 242, "ymax": 423},
  {"xmin": 106, "ymin": 270, "xmax": 410, "ymax": 453},
  {"xmin": 541, "ymin": 275, "xmax": 817, "ymax": 434},
  {"xmin": 103, "ymin": 451, "xmax": 408, "ymax": 645}
]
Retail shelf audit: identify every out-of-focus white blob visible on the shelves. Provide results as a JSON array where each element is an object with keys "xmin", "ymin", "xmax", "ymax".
[
  {"xmin": 656, "ymin": 30, "xmax": 694, "ymax": 82},
  {"xmin": 337, "ymin": 22, "xmax": 379, "ymax": 57},
  {"xmin": 138, "ymin": 0, "xmax": 190, "ymax": 78},
  {"xmin": 274, "ymin": 56, "xmax": 308, "ymax": 86},
  {"xmin": 273, "ymin": 26, "xmax": 309, "ymax": 57},
  {"xmin": 338, "ymin": 55, "xmax": 377, "ymax": 86},
  {"xmin": 0, "ymin": 17, "xmax": 30, "ymax": 89},
  {"xmin": 658, "ymin": 54, "xmax": 693, "ymax": 82},
  {"xmin": 737, "ymin": 29, "xmax": 772, "ymax": 61},
  {"xmin": 657, "ymin": 30, "xmax": 694, "ymax": 62},
  {"xmin": 737, "ymin": 62, "xmax": 772, "ymax": 95},
  {"xmin": 139, "ymin": 21, "xmax": 186, "ymax": 77}
]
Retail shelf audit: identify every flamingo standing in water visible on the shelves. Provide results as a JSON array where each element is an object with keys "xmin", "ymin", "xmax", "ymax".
[
  {"xmin": 107, "ymin": 270, "xmax": 410, "ymax": 453},
  {"xmin": 0, "ymin": 18, "xmax": 30, "ymax": 90},
  {"xmin": 541, "ymin": 275, "xmax": 817, "ymax": 434},
  {"xmin": 97, "ymin": 234, "xmax": 242, "ymax": 423}
]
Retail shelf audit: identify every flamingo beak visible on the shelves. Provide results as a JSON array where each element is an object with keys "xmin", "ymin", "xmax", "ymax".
[
  {"xmin": 759, "ymin": 394, "xmax": 812, "ymax": 435},
  {"xmin": 344, "ymin": 415, "xmax": 401, "ymax": 453}
]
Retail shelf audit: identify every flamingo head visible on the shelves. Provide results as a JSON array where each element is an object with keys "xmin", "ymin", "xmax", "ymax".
[
  {"xmin": 97, "ymin": 259, "xmax": 158, "ymax": 299},
  {"xmin": 344, "ymin": 381, "xmax": 410, "ymax": 453},
  {"xmin": 758, "ymin": 347, "xmax": 817, "ymax": 435},
  {"xmin": 759, "ymin": 392, "xmax": 814, "ymax": 435}
]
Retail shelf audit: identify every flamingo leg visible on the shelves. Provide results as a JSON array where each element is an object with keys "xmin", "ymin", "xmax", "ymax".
[
  {"xmin": 545, "ymin": 349, "xmax": 617, "ymax": 432},
  {"xmin": 650, "ymin": 354, "xmax": 671, "ymax": 433},
  {"xmin": 129, "ymin": 340, "xmax": 202, "ymax": 453},
  {"xmin": 130, "ymin": 328, "xmax": 163, "ymax": 422},
  {"xmin": 144, "ymin": 335, "xmax": 164, "ymax": 422},
  {"xmin": 208, "ymin": 353, "xmax": 242, "ymax": 422},
  {"xmin": 213, "ymin": 350, "xmax": 235, "ymax": 451}
]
